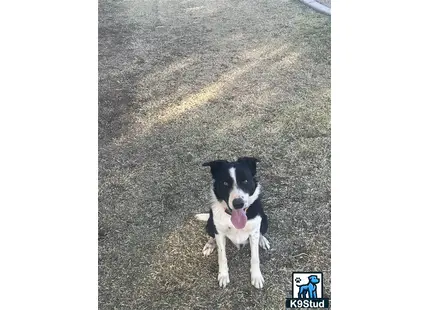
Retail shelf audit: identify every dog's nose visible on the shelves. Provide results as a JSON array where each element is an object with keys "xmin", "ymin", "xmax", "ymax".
[{"xmin": 232, "ymin": 198, "xmax": 244, "ymax": 209}]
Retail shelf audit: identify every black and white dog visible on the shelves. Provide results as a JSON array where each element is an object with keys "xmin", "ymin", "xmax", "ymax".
[{"xmin": 195, "ymin": 157, "xmax": 270, "ymax": 289}]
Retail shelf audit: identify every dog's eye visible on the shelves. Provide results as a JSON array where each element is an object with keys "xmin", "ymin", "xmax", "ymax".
[
  {"xmin": 242, "ymin": 180, "xmax": 248, "ymax": 184},
  {"xmin": 223, "ymin": 181, "xmax": 228, "ymax": 186}
]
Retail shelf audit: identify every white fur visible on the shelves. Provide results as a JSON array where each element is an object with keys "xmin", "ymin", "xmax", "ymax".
[
  {"xmin": 202, "ymin": 237, "xmax": 216, "ymax": 256},
  {"xmin": 215, "ymin": 233, "xmax": 229, "ymax": 287},
  {"xmin": 259, "ymin": 235, "xmax": 270, "ymax": 250},
  {"xmin": 249, "ymin": 230, "xmax": 264, "ymax": 288},
  {"xmin": 195, "ymin": 213, "xmax": 210, "ymax": 221},
  {"xmin": 228, "ymin": 167, "xmax": 237, "ymax": 184}
]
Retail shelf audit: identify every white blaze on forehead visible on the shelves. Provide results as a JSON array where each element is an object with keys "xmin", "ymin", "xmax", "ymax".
[
  {"xmin": 228, "ymin": 167, "xmax": 253, "ymax": 207},
  {"xmin": 228, "ymin": 167, "xmax": 240, "ymax": 207},
  {"xmin": 228, "ymin": 167, "xmax": 237, "ymax": 186}
]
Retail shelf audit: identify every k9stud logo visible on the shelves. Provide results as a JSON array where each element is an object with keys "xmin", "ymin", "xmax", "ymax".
[{"xmin": 286, "ymin": 272, "xmax": 329, "ymax": 309}]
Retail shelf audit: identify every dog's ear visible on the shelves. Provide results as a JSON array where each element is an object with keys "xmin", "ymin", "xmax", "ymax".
[
  {"xmin": 237, "ymin": 157, "xmax": 260, "ymax": 176},
  {"xmin": 202, "ymin": 160, "xmax": 228, "ymax": 177}
]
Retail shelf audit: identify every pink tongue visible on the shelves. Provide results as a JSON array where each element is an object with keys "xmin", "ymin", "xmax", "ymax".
[{"xmin": 231, "ymin": 209, "xmax": 247, "ymax": 229}]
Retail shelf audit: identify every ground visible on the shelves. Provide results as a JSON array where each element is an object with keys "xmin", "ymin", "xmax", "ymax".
[{"xmin": 98, "ymin": 0, "xmax": 330, "ymax": 309}]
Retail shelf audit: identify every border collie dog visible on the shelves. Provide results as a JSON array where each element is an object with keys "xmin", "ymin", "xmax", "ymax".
[{"xmin": 195, "ymin": 157, "xmax": 270, "ymax": 289}]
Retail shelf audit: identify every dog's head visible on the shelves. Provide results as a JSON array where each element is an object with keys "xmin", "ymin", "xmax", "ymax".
[
  {"xmin": 203, "ymin": 157, "xmax": 261, "ymax": 229},
  {"xmin": 308, "ymin": 275, "xmax": 320, "ymax": 284}
]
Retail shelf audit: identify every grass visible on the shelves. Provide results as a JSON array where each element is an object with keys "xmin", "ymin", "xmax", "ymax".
[{"xmin": 99, "ymin": 0, "xmax": 330, "ymax": 308}]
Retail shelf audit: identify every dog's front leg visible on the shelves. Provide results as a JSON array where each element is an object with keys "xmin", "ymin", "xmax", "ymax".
[
  {"xmin": 215, "ymin": 233, "xmax": 229, "ymax": 288},
  {"xmin": 249, "ymin": 231, "xmax": 264, "ymax": 289}
]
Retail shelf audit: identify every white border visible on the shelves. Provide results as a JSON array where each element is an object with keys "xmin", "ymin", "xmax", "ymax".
[
  {"xmin": 0, "ymin": 1, "xmax": 97, "ymax": 309},
  {"xmin": 333, "ymin": 1, "xmax": 430, "ymax": 309}
]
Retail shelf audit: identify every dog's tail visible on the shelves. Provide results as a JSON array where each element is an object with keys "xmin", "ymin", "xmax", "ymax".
[{"xmin": 195, "ymin": 213, "xmax": 210, "ymax": 221}]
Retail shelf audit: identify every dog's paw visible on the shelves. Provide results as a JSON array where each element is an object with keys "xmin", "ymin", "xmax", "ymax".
[
  {"xmin": 218, "ymin": 272, "xmax": 230, "ymax": 288},
  {"xmin": 251, "ymin": 270, "xmax": 264, "ymax": 289},
  {"xmin": 202, "ymin": 239, "xmax": 216, "ymax": 256},
  {"xmin": 259, "ymin": 235, "xmax": 270, "ymax": 250},
  {"xmin": 202, "ymin": 245, "xmax": 215, "ymax": 256}
]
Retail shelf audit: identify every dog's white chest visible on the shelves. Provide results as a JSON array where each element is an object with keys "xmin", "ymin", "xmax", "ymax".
[
  {"xmin": 225, "ymin": 227, "xmax": 252, "ymax": 245},
  {"xmin": 214, "ymin": 213, "xmax": 262, "ymax": 245}
]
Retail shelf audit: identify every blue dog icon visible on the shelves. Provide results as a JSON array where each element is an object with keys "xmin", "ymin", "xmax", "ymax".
[{"xmin": 296, "ymin": 275, "xmax": 320, "ymax": 298}]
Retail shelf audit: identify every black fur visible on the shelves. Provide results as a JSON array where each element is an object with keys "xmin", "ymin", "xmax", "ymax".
[
  {"xmin": 244, "ymin": 198, "xmax": 268, "ymax": 235},
  {"xmin": 260, "ymin": 212, "xmax": 268, "ymax": 235},
  {"xmin": 205, "ymin": 209, "xmax": 217, "ymax": 237},
  {"xmin": 237, "ymin": 156, "xmax": 260, "ymax": 177}
]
